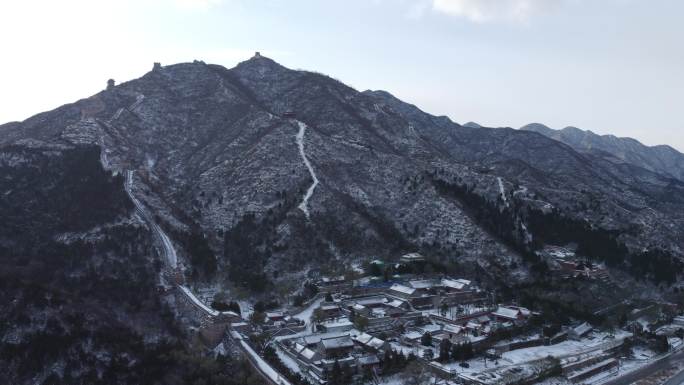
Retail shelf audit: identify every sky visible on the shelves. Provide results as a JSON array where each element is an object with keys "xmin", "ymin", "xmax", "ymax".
[{"xmin": 1, "ymin": 0, "xmax": 682, "ymax": 150}]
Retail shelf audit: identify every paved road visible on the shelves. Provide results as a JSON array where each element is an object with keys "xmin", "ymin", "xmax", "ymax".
[
  {"xmin": 663, "ymin": 366, "xmax": 684, "ymax": 385},
  {"xmin": 125, "ymin": 170, "xmax": 177, "ymax": 268},
  {"xmin": 126, "ymin": 170, "xmax": 286, "ymax": 384},
  {"xmin": 602, "ymin": 350, "xmax": 684, "ymax": 385}
]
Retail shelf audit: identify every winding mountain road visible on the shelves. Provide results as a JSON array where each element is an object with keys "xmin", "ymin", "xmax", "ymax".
[
  {"xmin": 124, "ymin": 170, "xmax": 289, "ymax": 384},
  {"xmin": 125, "ymin": 170, "xmax": 177, "ymax": 268}
]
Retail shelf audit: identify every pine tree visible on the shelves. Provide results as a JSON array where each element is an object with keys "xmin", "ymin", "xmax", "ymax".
[{"xmin": 421, "ymin": 332, "xmax": 432, "ymax": 347}]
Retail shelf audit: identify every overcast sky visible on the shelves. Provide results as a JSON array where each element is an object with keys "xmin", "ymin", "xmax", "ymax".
[{"xmin": 1, "ymin": 0, "xmax": 682, "ymax": 150}]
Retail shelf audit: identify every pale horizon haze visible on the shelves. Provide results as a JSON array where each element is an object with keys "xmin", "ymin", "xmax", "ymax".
[{"xmin": 1, "ymin": 0, "xmax": 682, "ymax": 151}]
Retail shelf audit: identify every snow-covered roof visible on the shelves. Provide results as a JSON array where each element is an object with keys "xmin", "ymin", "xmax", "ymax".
[
  {"xmin": 293, "ymin": 343, "xmax": 318, "ymax": 361},
  {"xmin": 400, "ymin": 252, "xmax": 426, "ymax": 261},
  {"xmin": 387, "ymin": 299, "xmax": 407, "ymax": 308},
  {"xmin": 493, "ymin": 306, "xmax": 521, "ymax": 320},
  {"xmin": 321, "ymin": 275, "xmax": 346, "ymax": 283},
  {"xmin": 320, "ymin": 336, "xmax": 354, "ymax": 349},
  {"xmin": 320, "ymin": 356, "xmax": 356, "ymax": 365},
  {"xmin": 443, "ymin": 324, "xmax": 464, "ymax": 334},
  {"xmin": 300, "ymin": 348, "xmax": 317, "ymax": 360},
  {"xmin": 441, "ymin": 278, "xmax": 470, "ymax": 290},
  {"xmin": 572, "ymin": 322, "xmax": 592, "ymax": 336},
  {"xmin": 322, "ymin": 318, "xmax": 353, "ymax": 329},
  {"xmin": 354, "ymin": 296, "xmax": 387, "ymax": 306},
  {"xmin": 390, "ymin": 283, "xmax": 416, "ymax": 295},
  {"xmin": 352, "ymin": 332, "xmax": 385, "ymax": 349},
  {"xmin": 493, "ymin": 306, "xmax": 531, "ymax": 321},
  {"xmin": 403, "ymin": 331, "xmax": 423, "ymax": 340},
  {"xmin": 518, "ymin": 307, "xmax": 531, "ymax": 316},
  {"xmin": 302, "ymin": 331, "xmax": 349, "ymax": 345},
  {"xmin": 358, "ymin": 355, "xmax": 380, "ymax": 365},
  {"xmin": 420, "ymin": 324, "xmax": 441, "ymax": 334},
  {"xmin": 409, "ymin": 279, "xmax": 436, "ymax": 289}
]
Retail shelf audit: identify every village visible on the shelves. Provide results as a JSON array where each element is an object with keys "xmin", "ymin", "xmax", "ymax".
[{"xmin": 177, "ymin": 252, "xmax": 684, "ymax": 385}]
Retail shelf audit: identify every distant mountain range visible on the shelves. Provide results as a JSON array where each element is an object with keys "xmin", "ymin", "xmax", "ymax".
[{"xmin": 521, "ymin": 123, "xmax": 684, "ymax": 182}]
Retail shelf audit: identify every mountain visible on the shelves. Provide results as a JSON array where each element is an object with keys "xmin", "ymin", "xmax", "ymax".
[
  {"xmin": 2, "ymin": 54, "xmax": 683, "ymax": 310},
  {"xmin": 521, "ymin": 123, "xmax": 684, "ymax": 181},
  {"xmin": 0, "ymin": 144, "xmax": 262, "ymax": 384}
]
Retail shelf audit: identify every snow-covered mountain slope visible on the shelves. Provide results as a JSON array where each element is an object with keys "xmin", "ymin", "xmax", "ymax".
[{"xmin": 2, "ymin": 54, "xmax": 683, "ymax": 293}]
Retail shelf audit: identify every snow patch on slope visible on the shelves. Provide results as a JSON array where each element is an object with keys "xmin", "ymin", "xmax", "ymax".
[
  {"xmin": 295, "ymin": 121, "xmax": 319, "ymax": 219},
  {"xmin": 498, "ymin": 177, "xmax": 509, "ymax": 208}
]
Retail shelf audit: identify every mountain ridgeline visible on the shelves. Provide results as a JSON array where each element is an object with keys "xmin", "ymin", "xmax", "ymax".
[
  {"xmin": 2, "ymin": 53, "xmax": 683, "ymax": 297},
  {"xmin": 522, "ymin": 123, "xmax": 684, "ymax": 182}
]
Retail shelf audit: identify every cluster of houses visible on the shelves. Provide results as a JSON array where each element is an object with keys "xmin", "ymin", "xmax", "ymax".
[
  {"xmin": 386, "ymin": 277, "xmax": 488, "ymax": 309},
  {"xmin": 218, "ymin": 252, "xmax": 684, "ymax": 385},
  {"xmin": 552, "ymin": 259, "xmax": 610, "ymax": 280},
  {"xmin": 262, "ymin": 311, "xmax": 308, "ymax": 335},
  {"xmin": 277, "ymin": 330, "xmax": 389, "ymax": 383},
  {"xmin": 542, "ymin": 246, "xmax": 610, "ymax": 281},
  {"xmin": 273, "ymin": 264, "xmax": 540, "ymax": 384}
]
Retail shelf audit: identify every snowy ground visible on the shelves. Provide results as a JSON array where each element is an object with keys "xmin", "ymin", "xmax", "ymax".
[
  {"xmin": 294, "ymin": 121, "xmax": 319, "ymax": 219},
  {"xmin": 390, "ymin": 342, "xmax": 435, "ymax": 359},
  {"xmin": 376, "ymin": 374, "xmax": 406, "ymax": 385},
  {"xmin": 275, "ymin": 345, "xmax": 301, "ymax": 374},
  {"xmin": 587, "ymin": 346, "xmax": 673, "ymax": 385},
  {"xmin": 432, "ymin": 356, "xmax": 495, "ymax": 376},
  {"xmin": 501, "ymin": 331, "xmax": 631, "ymax": 365},
  {"xmin": 292, "ymin": 296, "xmax": 323, "ymax": 326}
]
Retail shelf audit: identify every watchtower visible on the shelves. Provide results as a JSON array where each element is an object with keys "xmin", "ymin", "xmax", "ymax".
[
  {"xmin": 254, "ymin": 51, "xmax": 261, "ymax": 58},
  {"xmin": 106, "ymin": 79, "xmax": 115, "ymax": 90},
  {"xmin": 153, "ymin": 62, "xmax": 161, "ymax": 71}
]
